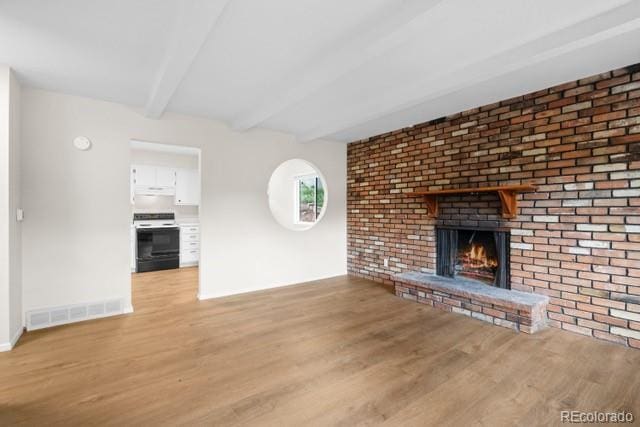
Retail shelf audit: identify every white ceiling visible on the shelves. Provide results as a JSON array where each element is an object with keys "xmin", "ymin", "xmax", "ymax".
[{"xmin": 2, "ymin": 0, "xmax": 640, "ymax": 143}]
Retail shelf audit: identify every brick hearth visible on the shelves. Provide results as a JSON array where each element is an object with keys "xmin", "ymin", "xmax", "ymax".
[
  {"xmin": 393, "ymin": 272, "xmax": 549, "ymax": 333},
  {"xmin": 347, "ymin": 63, "xmax": 640, "ymax": 348}
]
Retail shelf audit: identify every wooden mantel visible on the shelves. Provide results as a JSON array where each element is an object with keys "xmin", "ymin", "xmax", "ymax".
[{"xmin": 407, "ymin": 184, "xmax": 537, "ymax": 219}]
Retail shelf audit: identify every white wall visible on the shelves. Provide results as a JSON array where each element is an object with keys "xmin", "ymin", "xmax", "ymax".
[
  {"xmin": 131, "ymin": 148, "xmax": 199, "ymax": 220},
  {"xmin": 9, "ymin": 67, "xmax": 22, "ymax": 345},
  {"xmin": 0, "ymin": 66, "xmax": 9, "ymax": 348},
  {"xmin": 131, "ymin": 149, "xmax": 198, "ymax": 169},
  {"xmin": 21, "ymin": 88, "xmax": 347, "ymax": 315},
  {"xmin": 0, "ymin": 66, "xmax": 22, "ymax": 351}
]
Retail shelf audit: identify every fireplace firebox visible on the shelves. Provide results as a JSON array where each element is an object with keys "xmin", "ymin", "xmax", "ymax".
[{"xmin": 436, "ymin": 227, "xmax": 510, "ymax": 289}]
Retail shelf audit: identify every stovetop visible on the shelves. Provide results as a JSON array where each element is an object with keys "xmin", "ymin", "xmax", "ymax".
[{"xmin": 133, "ymin": 212, "xmax": 177, "ymax": 229}]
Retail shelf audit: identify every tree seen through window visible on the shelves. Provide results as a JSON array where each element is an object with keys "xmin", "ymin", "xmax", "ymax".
[{"xmin": 297, "ymin": 175, "xmax": 324, "ymax": 223}]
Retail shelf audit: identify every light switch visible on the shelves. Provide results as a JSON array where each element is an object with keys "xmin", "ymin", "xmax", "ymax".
[{"xmin": 16, "ymin": 208, "xmax": 24, "ymax": 222}]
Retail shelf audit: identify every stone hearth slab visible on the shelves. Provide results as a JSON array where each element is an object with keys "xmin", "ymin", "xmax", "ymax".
[{"xmin": 393, "ymin": 272, "xmax": 549, "ymax": 333}]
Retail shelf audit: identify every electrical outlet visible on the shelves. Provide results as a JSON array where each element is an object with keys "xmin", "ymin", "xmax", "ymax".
[
  {"xmin": 16, "ymin": 208, "xmax": 24, "ymax": 222},
  {"xmin": 383, "ymin": 258, "xmax": 389, "ymax": 267}
]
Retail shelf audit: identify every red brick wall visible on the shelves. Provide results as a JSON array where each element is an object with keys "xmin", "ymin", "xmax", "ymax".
[{"xmin": 347, "ymin": 63, "xmax": 640, "ymax": 347}]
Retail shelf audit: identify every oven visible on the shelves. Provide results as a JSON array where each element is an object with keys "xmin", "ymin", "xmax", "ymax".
[{"xmin": 136, "ymin": 227, "xmax": 180, "ymax": 272}]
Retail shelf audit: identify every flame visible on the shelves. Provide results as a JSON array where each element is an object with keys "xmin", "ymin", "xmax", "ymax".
[{"xmin": 463, "ymin": 243, "xmax": 498, "ymax": 269}]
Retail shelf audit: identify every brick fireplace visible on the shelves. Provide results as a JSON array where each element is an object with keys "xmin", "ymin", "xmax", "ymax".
[{"xmin": 347, "ymin": 63, "xmax": 640, "ymax": 347}]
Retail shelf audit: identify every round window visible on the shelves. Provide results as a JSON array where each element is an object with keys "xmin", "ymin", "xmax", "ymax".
[{"xmin": 268, "ymin": 159, "xmax": 328, "ymax": 231}]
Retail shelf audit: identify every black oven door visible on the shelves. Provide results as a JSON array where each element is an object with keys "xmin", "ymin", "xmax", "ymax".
[{"xmin": 136, "ymin": 227, "xmax": 180, "ymax": 272}]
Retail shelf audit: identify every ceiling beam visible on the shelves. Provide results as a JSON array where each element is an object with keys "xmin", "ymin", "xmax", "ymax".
[
  {"xmin": 297, "ymin": 1, "xmax": 640, "ymax": 142},
  {"xmin": 230, "ymin": 0, "xmax": 445, "ymax": 132},
  {"xmin": 144, "ymin": 0, "xmax": 230, "ymax": 119}
]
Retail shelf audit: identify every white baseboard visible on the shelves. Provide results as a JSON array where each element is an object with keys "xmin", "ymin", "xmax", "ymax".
[
  {"xmin": 180, "ymin": 262, "xmax": 199, "ymax": 268},
  {"xmin": 197, "ymin": 273, "xmax": 346, "ymax": 301},
  {"xmin": 11, "ymin": 326, "xmax": 23, "ymax": 348},
  {"xmin": 0, "ymin": 326, "xmax": 24, "ymax": 352}
]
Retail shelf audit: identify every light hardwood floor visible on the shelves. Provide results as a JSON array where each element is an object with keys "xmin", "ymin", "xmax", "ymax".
[{"xmin": 2, "ymin": 268, "xmax": 640, "ymax": 426}]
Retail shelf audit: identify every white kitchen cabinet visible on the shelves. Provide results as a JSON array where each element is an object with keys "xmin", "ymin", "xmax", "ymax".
[
  {"xmin": 175, "ymin": 168, "xmax": 200, "ymax": 206},
  {"xmin": 156, "ymin": 167, "xmax": 177, "ymax": 188},
  {"xmin": 179, "ymin": 224, "xmax": 199, "ymax": 267},
  {"xmin": 131, "ymin": 165, "xmax": 176, "ymax": 196},
  {"xmin": 180, "ymin": 225, "xmax": 200, "ymax": 234},
  {"xmin": 130, "ymin": 166, "xmax": 136, "ymax": 205},
  {"xmin": 132, "ymin": 164, "xmax": 156, "ymax": 187},
  {"xmin": 181, "ymin": 249, "xmax": 199, "ymax": 265}
]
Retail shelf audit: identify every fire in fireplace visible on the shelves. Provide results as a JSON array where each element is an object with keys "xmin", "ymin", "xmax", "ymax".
[
  {"xmin": 436, "ymin": 227, "xmax": 510, "ymax": 289},
  {"xmin": 456, "ymin": 230, "xmax": 499, "ymax": 284}
]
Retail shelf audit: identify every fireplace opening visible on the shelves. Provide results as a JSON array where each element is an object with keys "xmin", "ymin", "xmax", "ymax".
[
  {"xmin": 436, "ymin": 227, "xmax": 510, "ymax": 289},
  {"xmin": 456, "ymin": 230, "xmax": 498, "ymax": 284}
]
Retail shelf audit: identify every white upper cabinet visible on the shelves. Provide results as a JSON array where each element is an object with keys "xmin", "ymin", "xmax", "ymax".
[
  {"xmin": 132, "ymin": 165, "xmax": 176, "ymax": 196},
  {"xmin": 133, "ymin": 165, "xmax": 157, "ymax": 187},
  {"xmin": 130, "ymin": 165, "xmax": 198, "ymax": 204},
  {"xmin": 175, "ymin": 168, "xmax": 200, "ymax": 206},
  {"xmin": 130, "ymin": 166, "xmax": 136, "ymax": 204},
  {"xmin": 156, "ymin": 167, "xmax": 177, "ymax": 188}
]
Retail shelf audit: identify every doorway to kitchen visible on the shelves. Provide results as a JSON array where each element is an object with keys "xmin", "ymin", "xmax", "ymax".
[{"xmin": 129, "ymin": 140, "xmax": 201, "ymax": 305}]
